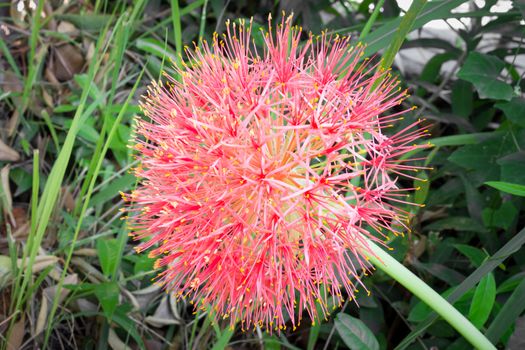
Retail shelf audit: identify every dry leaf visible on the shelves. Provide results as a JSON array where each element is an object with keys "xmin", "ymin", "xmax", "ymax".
[
  {"xmin": 35, "ymin": 274, "xmax": 78, "ymax": 335},
  {"xmin": 108, "ymin": 328, "xmax": 133, "ymax": 350},
  {"xmin": 0, "ymin": 166, "xmax": 15, "ymax": 226},
  {"xmin": 31, "ymin": 255, "xmax": 59, "ymax": 273},
  {"xmin": 0, "ymin": 140, "xmax": 19, "ymax": 162},
  {"xmin": 61, "ymin": 186, "xmax": 75, "ymax": 212},
  {"xmin": 132, "ymin": 284, "xmax": 161, "ymax": 310},
  {"xmin": 73, "ymin": 248, "xmax": 97, "ymax": 257},
  {"xmin": 145, "ymin": 296, "xmax": 181, "ymax": 327},
  {"xmin": 53, "ymin": 44, "xmax": 85, "ymax": 81},
  {"xmin": 6, "ymin": 317, "xmax": 24, "ymax": 350},
  {"xmin": 57, "ymin": 21, "xmax": 77, "ymax": 35}
]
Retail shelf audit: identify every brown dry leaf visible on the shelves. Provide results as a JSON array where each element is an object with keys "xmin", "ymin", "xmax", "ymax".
[
  {"xmin": 71, "ymin": 257, "xmax": 106, "ymax": 283},
  {"xmin": 35, "ymin": 274, "xmax": 78, "ymax": 335},
  {"xmin": 108, "ymin": 328, "xmax": 132, "ymax": 350},
  {"xmin": 28, "ymin": 255, "xmax": 59, "ymax": 274},
  {"xmin": 73, "ymin": 248, "xmax": 97, "ymax": 257},
  {"xmin": 12, "ymin": 207, "xmax": 29, "ymax": 239},
  {"xmin": 61, "ymin": 186, "xmax": 75, "ymax": 212},
  {"xmin": 6, "ymin": 317, "xmax": 24, "ymax": 350},
  {"xmin": 0, "ymin": 166, "xmax": 15, "ymax": 226},
  {"xmin": 15, "ymin": 255, "xmax": 59, "ymax": 275},
  {"xmin": 73, "ymin": 298, "xmax": 98, "ymax": 313},
  {"xmin": 144, "ymin": 339, "xmax": 164, "ymax": 350},
  {"xmin": 53, "ymin": 44, "xmax": 85, "ymax": 81},
  {"xmin": 169, "ymin": 293, "xmax": 183, "ymax": 322},
  {"xmin": 131, "ymin": 284, "xmax": 161, "ymax": 310},
  {"xmin": 145, "ymin": 296, "xmax": 181, "ymax": 327},
  {"xmin": 0, "ymin": 140, "xmax": 20, "ymax": 162},
  {"xmin": 44, "ymin": 66, "xmax": 60, "ymax": 87},
  {"xmin": 85, "ymin": 41, "xmax": 95, "ymax": 62},
  {"xmin": 1, "ymin": 70, "xmax": 23, "ymax": 93},
  {"xmin": 42, "ymin": 88, "xmax": 54, "ymax": 108},
  {"xmin": 0, "ymin": 255, "xmax": 12, "ymax": 290},
  {"xmin": 412, "ymin": 235, "xmax": 427, "ymax": 258},
  {"xmin": 57, "ymin": 21, "xmax": 78, "ymax": 35}
]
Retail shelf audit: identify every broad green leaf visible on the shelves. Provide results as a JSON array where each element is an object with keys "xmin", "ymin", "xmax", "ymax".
[
  {"xmin": 96, "ymin": 239, "xmax": 121, "ymax": 278},
  {"xmin": 90, "ymin": 173, "xmax": 136, "ymax": 207},
  {"xmin": 363, "ymin": 0, "xmax": 469, "ymax": 57},
  {"xmin": 487, "ymin": 278, "xmax": 525, "ymax": 344},
  {"xmin": 263, "ymin": 335, "xmax": 282, "ymax": 350},
  {"xmin": 453, "ymin": 244, "xmax": 487, "ymax": 267},
  {"xmin": 451, "ymin": 80, "xmax": 474, "ymax": 118},
  {"xmin": 495, "ymin": 97, "xmax": 525, "ymax": 127},
  {"xmin": 485, "ymin": 181, "xmax": 525, "ymax": 197},
  {"xmin": 135, "ymin": 38, "xmax": 178, "ymax": 64},
  {"xmin": 335, "ymin": 313, "xmax": 379, "ymax": 350},
  {"xmin": 414, "ymin": 171, "xmax": 430, "ymax": 205},
  {"xmin": 468, "ymin": 273, "xmax": 496, "ymax": 328},
  {"xmin": 424, "ymin": 216, "xmax": 487, "ymax": 233},
  {"xmin": 457, "ymin": 52, "xmax": 513, "ymax": 101},
  {"xmin": 396, "ymin": 226, "xmax": 525, "ymax": 349},
  {"xmin": 211, "ymin": 326, "xmax": 235, "ymax": 350},
  {"xmin": 482, "ymin": 201, "xmax": 518, "ymax": 230},
  {"xmin": 132, "ymin": 254, "xmax": 155, "ymax": 275},
  {"xmin": 94, "ymin": 281, "xmax": 120, "ymax": 319},
  {"xmin": 111, "ymin": 304, "xmax": 146, "ymax": 348},
  {"xmin": 431, "ymin": 131, "xmax": 503, "ymax": 147},
  {"xmin": 496, "ymin": 272, "xmax": 525, "ymax": 294},
  {"xmin": 498, "ymin": 152, "xmax": 525, "ymax": 185},
  {"xmin": 55, "ymin": 14, "xmax": 112, "ymax": 31}
]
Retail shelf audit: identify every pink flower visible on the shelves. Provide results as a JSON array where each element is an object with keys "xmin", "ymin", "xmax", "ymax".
[{"xmin": 127, "ymin": 15, "xmax": 429, "ymax": 331}]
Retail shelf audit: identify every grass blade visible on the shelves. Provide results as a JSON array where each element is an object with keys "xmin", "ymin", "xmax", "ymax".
[{"xmin": 395, "ymin": 225, "xmax": 525, "ymax": 349}]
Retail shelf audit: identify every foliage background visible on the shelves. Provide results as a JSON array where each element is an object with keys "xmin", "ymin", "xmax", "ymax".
[{"xmin": 0, "ymin": 0, "xmax": 524, "ymax": 349}]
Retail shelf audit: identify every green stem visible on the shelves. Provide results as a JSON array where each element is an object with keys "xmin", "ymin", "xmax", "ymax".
[
  {"xmin": 379, "ymin": 0, "xmax": 428, "ymax": 71},
  {"xmin": 364, "ymin": 239, "xmax": 496, "ymax": 350},
  {"xmin": 359, "ymin": 0, "xmax": 386, "ymax": 41}
]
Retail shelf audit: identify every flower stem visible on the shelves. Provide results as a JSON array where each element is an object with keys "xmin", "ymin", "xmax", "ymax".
[{"xmin": 364, "ymin": 239, "xmax": 496, "ymax": 350}]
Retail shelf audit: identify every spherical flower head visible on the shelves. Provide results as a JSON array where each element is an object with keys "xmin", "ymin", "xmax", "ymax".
[{"xmin": 127, "ymin": 14, "xmax": 429, "ymax": 331}]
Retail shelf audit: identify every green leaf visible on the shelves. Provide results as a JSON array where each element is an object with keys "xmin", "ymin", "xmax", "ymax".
[
  {"xmin": 96, "ymin": 239, "xmax": 120, "ymax": 278},
  {"xmin": 485, "ymin": 181, "xmax": 525, "ymax": 197},
  {"xmin": 211, "ymin": 326, "xmax": 235, "ymax": 350},
  {"xmin": 495, "ymin": 97, "xmax": 525, "ymax": 127},
  {"xmin": 457, "ymin": 52, "xmax": 513, "ymax": 101},
  {"xmin": 482, "ymin": 201, "xmax": 518, "ymax": 230},
  {"xmin": 111, "ymin": 304, "xmax": 146, "ymax": 349},
  {"xmin": 363, "ymin": 0, "xmax": 469, "ymax": 57},
  {"xmin": 94, "ymin": 281, "xmax": 120, "ymax": 319},
  {"xmin": 395, "ymin": 226, "xmax": 525, "ymax": 350},
  {"xmin": 335, "ymin": 313, "xmax": 379, "ymax": 350},
  {"xmin": 90, "ymin": 173, "xmax": 136, "ymax": 207},
  {"xmin": 498, "ymin": 152, "xmax": 525, "ymax": 185},
  {"xmin": 414, "ymin": 171, "xmax": 430, "ymax": 205},
  {"xmin": 451, "ymin": 80, "xmax": 474, "ymax": 118},
  {"xmin": 135, "ymin": 38, "xmax": 178, "ymax": 64},
  {"xmin": 486, "ymin": 278, "xmax": 525, "ymax": 343},
  {"xmin": 468, "ymin": 273, "xmax": 496, "ymax": 328},
  {"xmin": 55, "ymin": 14, "xmax": 112, "ymax": 31},
  {"xmin": 431, "ymin": 131, "xmax": 503, "ymax": 147},
  {"xmin": 424, "ymin": 216, "xmax": 487, "ymax": 233},
  {"xmin": 454, "ymin": 244, "xmax": 487, "ymax": 267}
]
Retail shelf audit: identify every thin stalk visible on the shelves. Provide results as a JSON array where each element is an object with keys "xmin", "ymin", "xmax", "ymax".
[
  {"xmin": 378, "ymin": 0, "xmax": 428, "ymax": 72},
  {"xmin": 359, "ymin": 0, "xmax": 386, "ymax": 41},
  {"xmin": 170, "ymin": 0, "xmax": 183, "ymax": 66},
  {"xmin": 364, "ymin": 239, "xmax": 496, "ymax": 350},
  {"xmin": 198, "ymin": 0, "xmax": 209, "ymax": 42}
]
